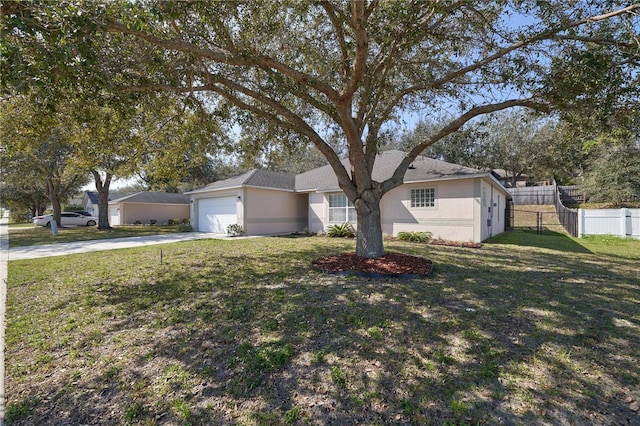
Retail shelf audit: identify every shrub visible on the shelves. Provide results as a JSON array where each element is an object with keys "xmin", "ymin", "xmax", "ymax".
[
  {"xmin": 397, "ymin": 231, "xmax": 432, "ymax": 243},
  {"xmin": 177, "ymin": 223, "xmax": 193, "ymax": 232},
  {"xmin": 327, "ymin": 222, "xmax": 355, "ymax": 238},
  {"xmin": 149, "ymin": 219, "xmax": 157, "ymax": 225},
  {"xmin": 227, "ymin": 223, "xmax": 244, "ymax": 236},
  {"xmin": 168, "ymin": 218, "xmax": 181, "ymax": 225},
  {"xmin": 181, "ymin": 218, "xmax": 190, "ymax": 224}
]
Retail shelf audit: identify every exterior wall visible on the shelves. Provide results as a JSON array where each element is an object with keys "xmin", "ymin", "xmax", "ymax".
[
  {"xmin": 116, "ymin": 203, "xmax": 189, "ymax": 225},
  {"xmin": 308, "ymin": 178, "xmax": 509, "ymax": 243},
  {"xmin": 244, "ymin": 188, "xmax": 308, "ymax": 235},
  {"xmin": 308, "ymin": 192, "xmax": 326, "ymax": 234},
  {"xmin": 189, "ymin": 189, "xmax": 243, "ymax": 232},
  {"xmin": 479, "ymin": 179, "xmax": 508, "ymax": 241},
  {"xmin": 383, "ymin": 180, "xmax": 478, "ymax": 242},
  {"xmin": 85, "ymin": 200, "xmax": 97, "ymax": 217}
]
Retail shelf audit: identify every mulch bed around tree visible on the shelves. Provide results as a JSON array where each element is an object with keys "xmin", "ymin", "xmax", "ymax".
[{"xmin": 312, "ymin": 252, "xmax": 433, "ymax": 277}]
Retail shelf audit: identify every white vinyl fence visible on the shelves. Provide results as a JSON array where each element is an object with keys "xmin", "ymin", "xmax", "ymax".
[{"xmin": 578, "ymin": 208, "xmax": 640, "ymax": 239}]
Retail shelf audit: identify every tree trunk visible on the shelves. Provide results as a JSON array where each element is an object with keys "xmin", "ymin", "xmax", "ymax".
[
  {"xmin": 97, "ymin": 188, "xmax": 110, "ymax": 229},
  {"xmin": 46, "ymin": 177, "xmax": 62, "ymax": 226},
  {"xmin": 355, "ymin": 197, "xmax": 384, "ymax": 258},
  {"xmin": 92, "ymin": 170, "xmax": 112, "ymax": 230}
]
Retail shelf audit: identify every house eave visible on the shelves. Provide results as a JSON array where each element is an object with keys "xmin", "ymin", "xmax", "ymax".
[
  {"xmin": 108, "ymin": 201, "xmax": 189, "ymax": 206},
  {"xmin": 186, "ymin": 184, "xmax": 295, "ymax": 195},
  {"xmin": 185, "ymin": 185, "xmax": 244, "ymax": 195},
  {"xmin": 243, "ymin": 185, "xmax": 296, "ymax": 193}
]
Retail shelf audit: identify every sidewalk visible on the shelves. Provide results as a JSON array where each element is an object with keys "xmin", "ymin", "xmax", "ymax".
[
  {"xmin": 0, "ymin": 215, "xmax": 9, "ymax": 426},
  {"xmin": 9, "ymin": 231, "xmax": 248, "ymax": 261}
]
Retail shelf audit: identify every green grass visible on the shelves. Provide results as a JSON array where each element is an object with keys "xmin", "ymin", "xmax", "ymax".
[
  {"xmin": 8, "ymin": 224, "xmax": 184, "ymax": 248},
  {"xmin": 5, "ymin": 233, "xmax": 640, "ymax": 424}
]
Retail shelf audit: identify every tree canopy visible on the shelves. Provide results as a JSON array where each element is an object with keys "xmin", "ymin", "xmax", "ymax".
[{"xmin": 3, "ymin": 1, "xmax": 639, "ymax": 256}]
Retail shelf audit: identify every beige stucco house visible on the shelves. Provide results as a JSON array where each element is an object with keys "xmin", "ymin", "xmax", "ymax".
[
  {"xmin": 186, "ymin": 150, "xmax": 511, "ymax": 242},
  {"xmin": 106, "ymin": 192, "xmax": 190, "ymax": 225}
]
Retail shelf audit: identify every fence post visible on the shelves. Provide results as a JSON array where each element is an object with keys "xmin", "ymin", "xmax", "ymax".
[
  {"xmin": 578, "ymin": 209, "xmax": 583, "ymax": 238},
  {"xmin": 622, "ymin": 208, "xmax": 629, "ymax": 237}
]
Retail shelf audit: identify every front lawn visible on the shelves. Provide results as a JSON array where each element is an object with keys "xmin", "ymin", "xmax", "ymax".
[
  {"xmin": 6, "ymin": 233, "xmax": 640, "ymax": 424},
  {"xmin": 8, "ymin": 224, "xmax": 184, "ymax": 248}
]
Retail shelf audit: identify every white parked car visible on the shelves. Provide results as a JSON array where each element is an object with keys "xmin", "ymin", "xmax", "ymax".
[{"xmin": 33, "ymin": 212, "xmax": 98, "ymax": 227}]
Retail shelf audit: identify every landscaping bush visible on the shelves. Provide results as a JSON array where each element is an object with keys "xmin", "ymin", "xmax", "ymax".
[
  {"xmin": 327, "ymin": 222, "xmax": 356, "ymax": 238},
  {"xmin": 227, "ymin": 223, "xmax": 244, "ymax": 236},
  {"xmin": 177, "ymin": 223, "xmax": 193, "ymax": 232},
  {"xmin": 397, "ymin": 231, "xmax": 432, "ymax": 243},
  {"xmin": 168, "ymin": 218, "xmax": 181, "ymax": 225}
]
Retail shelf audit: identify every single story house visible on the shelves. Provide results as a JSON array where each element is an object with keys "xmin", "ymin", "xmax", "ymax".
[
  {"xmin": 186, "ymin": 150, "xmax": 511, "ymax": 242},
  {"xmin": 83, "ymin": 191, "xmax": 190, "ymax": 225},
  {"xmin": 81, "ymin": 191, "xmax": 135, "ymax": 217},
  {"xmin": 107, "ymin": 192, "xmax": 190, "ymax": 225}
]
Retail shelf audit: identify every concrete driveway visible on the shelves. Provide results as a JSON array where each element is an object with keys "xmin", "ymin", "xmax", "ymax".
[{"xmin": 9, "ymin": 231, "xmax": 251, "ymax": 261}]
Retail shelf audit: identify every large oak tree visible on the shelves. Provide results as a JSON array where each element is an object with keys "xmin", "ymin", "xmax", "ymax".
[{"xmin": 4, "ymin": 1, "xmax": 639, "ymax": 257}]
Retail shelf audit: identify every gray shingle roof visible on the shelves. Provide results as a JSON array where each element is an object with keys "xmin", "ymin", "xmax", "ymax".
[
  {"xmin": 86, "ymin": 191, "xmax": 136, "ymax": 205},
  {"xmin": 187, "ymin": 169, "xmax": 295, "ymax": 194},
  {"xmin": 110, "ymin": 192, "xmax": 190, "ymax": 204},
  {"xmin": 189, "ymin": 150, "xmax": 494, "ymax": 194},
  {"xmin": 295, "ymin": 150, "xmax": 487, "ymax": 191}
]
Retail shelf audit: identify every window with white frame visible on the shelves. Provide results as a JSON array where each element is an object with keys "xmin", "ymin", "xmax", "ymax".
[
  {"xmin": 328, "ymin": 193, "xmax": 357, "ymax": 222},
  {"xmin": 410, "ymin": 187, "xmax": 436, "ymax": 208}
]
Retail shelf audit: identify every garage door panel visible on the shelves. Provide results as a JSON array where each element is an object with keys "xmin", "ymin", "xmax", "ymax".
[{"xmin": 198, "ymin": 197, "xmax": 237, "ymax": 233}]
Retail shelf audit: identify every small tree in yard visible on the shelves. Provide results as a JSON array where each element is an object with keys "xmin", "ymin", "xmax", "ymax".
[
  {"xmin": 3, "ymin": 2, "xmax": 638, "ymax": 257},
  {"xmin": 0, "ymin": 96, "xmax": 89, "ymax": 226}
]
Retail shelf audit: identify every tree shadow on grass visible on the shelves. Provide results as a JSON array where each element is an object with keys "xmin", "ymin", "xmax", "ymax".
[
  {"xmin": 5, "ymin": 237, "xmax": 640, "ymax": 425},
  {"xmin": 486, "ymin": 229, "xmax": 592, "ymax": 254}
]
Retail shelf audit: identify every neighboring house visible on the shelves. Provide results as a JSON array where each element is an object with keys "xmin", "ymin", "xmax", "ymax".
[
  {"xmin": 107, "ymin": 192, "xmax": 190, "ymax": 225},
  {"xmin": 82, "ymin": 191, "xmax": 135, "ymax": 217},
  {"xmin": 187, "ymin": 150, "xmax": 511, "ymax": 242}
]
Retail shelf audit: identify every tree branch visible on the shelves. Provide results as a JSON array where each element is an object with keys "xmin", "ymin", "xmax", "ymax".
[
  {"xmin": 320, "ymin": 1, "xmax": 350, "ymax": 79},
  {"xmin": 342, "ymin": 0, "xmax": 368, "ymax": 101},
  {"xmin": 104, "ymin": 17, "xmax": 341, "ymax": 101},
  {"xmin": 261, "ymin": 67, "xmax": 340, "ymax": 122},
  {"xmin": 206, "ymin": 77, "xmax": 352, "ymax": 187},
  {"xmin": 390, "ymin": 4, "xmax": 640, "ymax": 104},
  {"xmin": 383, "ymin": 99, "xmax": 550, "ymax": 193}
]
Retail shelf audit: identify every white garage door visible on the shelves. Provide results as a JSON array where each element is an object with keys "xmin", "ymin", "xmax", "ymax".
[{"xmin": 198, "ymin": 197, "xmax": 237, "ymax": 233}]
